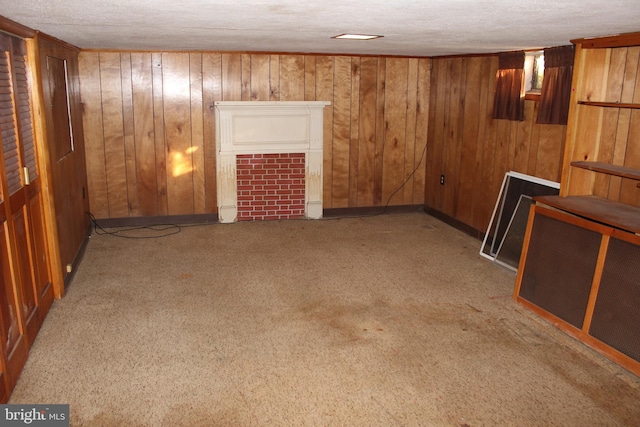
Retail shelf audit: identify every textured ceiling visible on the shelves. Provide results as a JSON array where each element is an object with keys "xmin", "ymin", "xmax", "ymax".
[{"xmin": 1, "ymin": 0, "xmax": 640, "ymax": 57}]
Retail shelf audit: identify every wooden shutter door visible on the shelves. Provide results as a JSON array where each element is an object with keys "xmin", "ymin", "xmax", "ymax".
[
  {"xmin": 0, "ymin": 34, "xmax": 30, "ymax": 396},
  {"xmin": 0, "ymin": 32, "xmax": 54, "ymax": 397}
]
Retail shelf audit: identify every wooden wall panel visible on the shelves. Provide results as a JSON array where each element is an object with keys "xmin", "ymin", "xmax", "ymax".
[
  {"xmin": 280, "ymin": 55, "xmax": 305, "ymax": 101},
  {"xmin": 152, "ymin": 53, "xmax": 168, "ymax": 216},
  {"xmin": 315, "ymin": 56, "xmax": 334, "ymax": 208},
  {"xmin": 471, "ymin": 56, "xmax": 495, "ymax": 230},
  {"xmin": 304, "ymin": 57, "xmax": 316, "ymax": 101},
  {"xmin": 413, "ymin": 59, "xmax": 430, "ymax": 204},
  {"xmin": 79, "ymin": 51, "xmax": 431, "ymax": 219},
  {"xmin": 427, "ymin": 55, "xmax": 567, "ymax": 233},
  {"xmin": 78, "ymin": 52, "xmax": 108, "ymax": 218},
  {"xmin": 120, "ymin": 54, "xmax": 138, "ymax": 215},
  {"xmin": 382, "ymin": 58, "xmax": 409, "ymax": 206},
  {"xmin": 130, "ymin": 52, "xmax": 158, "ymax": 216},
  {"xmin": 356, "ymin": 57, "xmax": 378, "ymax": 206},
  {"xmin": 269, "ymin": 55, "xmax": 280, "ymax": 101},
  {"xmin": 190, "ymin": 54, "xmax": 205, "ymax": 214},
  {"xmin": 202, "ymin": 54, "xmax": 221, "ymax": 213},
  {"xmin": 99, "ymin": 53, "xmax": 128, "ymax": 218},
  {"xmin": 442, "ymin": 58, "xmax": 463, "ymax": 215},
  {"xmin": 373, "ymin": 58, "xmax": 386, "ymax": 206},
  {"xmin": 457, "ymin": 57, "xmax": 483, "ymax": 226},
  {"xmin": 162, "ymin": 53, "xmax": 193, "ymax": 215},
  {"xmin": 241, "ymin": 54, "xmax": 251, "ymax": 101},
  {"xmin": 348, "ymin": 58, "xmax": 361, "ymax": 206},
  {"xmin": 250, "ymin": 54, "xmax": 270, "ymax": 101},
  {"xmin": 222, "ymin": 54, "xmax": 241, "ymax": 101},
  {"xmin": 403, "ymin": 59, "xmax": 418, "ymax": 204},
  {"xmin": 331, "ymin": 56, "xmax": 352, "ymax": 208}
]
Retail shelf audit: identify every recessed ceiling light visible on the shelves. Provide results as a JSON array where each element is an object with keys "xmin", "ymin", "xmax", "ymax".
[{"xmin": 332, "ymin": 34, "xmax": 383, "ymax": 40}]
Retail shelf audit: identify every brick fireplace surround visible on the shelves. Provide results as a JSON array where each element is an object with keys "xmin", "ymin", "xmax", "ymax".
[
  {"xmin": 215, "ymin": 101, "xmax": 330, "ymax": 223},
  {"xmin": 236, "ymin": 153, "xmax": 306, "ymax": 221}
]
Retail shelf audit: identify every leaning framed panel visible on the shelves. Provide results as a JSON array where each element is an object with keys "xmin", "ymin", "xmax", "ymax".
[{"xmin": 480, "ymin": 171, "xmax": 560, "ymax": 271}]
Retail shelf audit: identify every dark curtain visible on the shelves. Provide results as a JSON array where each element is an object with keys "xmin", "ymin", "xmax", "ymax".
[
  {"xmin": 492, "ymin": 51, "xmax": 525, "ymax": 121},
  {"xmin": 537, "ymin": 45, "xmax": 575, "ymax": 125}
]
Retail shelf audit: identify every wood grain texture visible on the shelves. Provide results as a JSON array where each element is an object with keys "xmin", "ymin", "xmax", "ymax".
[
  {"xmin": 471, "ymin": 56, "xmax": 495, "ymax": 230},
  {"xmin": 356, "ymin": 57, "xmax": 378, "ymax": 206},
  {"xmin": 315, "ymin": 55, "xmax": 334, "ymax": 208},
  {"xmin": 99, "ymin": 52, "xmax": 128, "ymax": 218},
  {"xmin": 280, "ymin": 55, "xmax": 305, "ymax": 101},
  {"xmin": 428, "ymin": 55, "xmax": 567, "ymax": 232},
  {"xmin": 457, "ymin": 57, "xmax": 483, "ymax": 225},
  {"xmin": 222, "ymin": 54, "xmax": 241, "ymax": 102},
  {"xmin": 84, "ymin": 49, "xmax": 568, "ymax": 231},
  {"xmin": 402, "ymin": 58, "xmax": 418, "ymax": 204},
  {"xmin": 120, "ymin": 54, "xmax": 138, "ymax": 215},
  {"xmin": 413, "ymin": 58, "xmax": 430, "ymax": 204},
  {"xmin": 304, "ymin": 57, "xmax": 316, "ymax": 101},
  {"xmin": 190, "ymin": 54, "xmax": 205, "ymax": 214},
  {"xmin": 130, "ymin": 52, "xmax": 158, "ymax": 216},
  {"xmin": 152, "ymin": 53, "xmax": 168, "ymax": 215},
  {"xmin": 77, "ymin": 51, "xmax": 463, "ymax": 220},
  {"xmin": 162, "ymin": 53, "xmax": 193, "ymax": 215},
  {"xmin": 564, "ymin": 41, "xmax": 640, "ymax": 208},
  {"xmin": 202, "ymin": 53, "xmax": 221, "ymax": 213},
  {"xmin": 382, "ymin": 58, "xmax": 408, "ymax": 206},
  {"xmin": 331, "ymin": 56, "xmax": 352, "ymax": 208},
  {"xmin": 241, "ymin": 54, "xmax": 251, "ymax": 101},
  {"xmin": 373, "ymin": 58, "xmax": 386, "ymax": 206},
  {"xmin": 78, "ymin": 52, "xmax": 108, "ymax": 217},
  {"xmin": 349, "ymin": 58, "xmax": 360, "ymax": 206},
  {"xmin": 250, "ymin": 54, "xmax": 270, "ymax": 101}
]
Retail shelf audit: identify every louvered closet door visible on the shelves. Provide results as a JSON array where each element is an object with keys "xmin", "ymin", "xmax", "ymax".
[
  {"xmin": 0, "ymin": 33, "xmax": 52, "ymax": 395},
  {"xmin": 12, "ymin": 38, "xmax": 53, "ymax": 324},
  {"xmin": 0, "ymin": 34, "xmax": 30, "ymax": 395}
]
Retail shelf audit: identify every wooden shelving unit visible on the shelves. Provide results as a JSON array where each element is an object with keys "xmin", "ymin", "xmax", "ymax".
[
  {"xmin": 515, "ymin": 31, "xmax": 640, "ymax": 379},
  {"xmin": 577, "ymin": 101, "xmax": 640, "ymax": 109},
  {"xmin": 570, "ymin": 161, "xmax": 640, "ymax": 184},
  {"xmin": 534, "ymin": 194, "xmax": 640, "ymax": 234}
]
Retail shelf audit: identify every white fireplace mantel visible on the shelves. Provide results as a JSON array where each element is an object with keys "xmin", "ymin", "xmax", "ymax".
[{"xmin": 215, "ymin": 101, "xmax": 330, "ymax": 223}]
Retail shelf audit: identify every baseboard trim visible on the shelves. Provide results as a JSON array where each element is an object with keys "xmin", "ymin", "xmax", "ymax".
[
  {"xmin": 88, "ymin": 208, "xmax": 483, "ymax": 243},
  {"xmin": 64, "ymin": 223, "xmax": 91, "ymax": 290},
  {"xmin": 423, "ymin": 206, "xmax": 483, "ymax": 240},
  {"xmin": 93, "ymin": 213, "xmax": 220, "ymax": 229},
  {"xmin": 323, "ymin": 204, "xmax": 425, "ymax": 218}
]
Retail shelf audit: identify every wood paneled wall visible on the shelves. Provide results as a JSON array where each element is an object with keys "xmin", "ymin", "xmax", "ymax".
[
  {"xmin": 426, "ymin": 55, "xmax": 567, "ymax": 233},
  {"xmin": 79, "ymin": 52, "xmax": 430, "ymax": 219}
]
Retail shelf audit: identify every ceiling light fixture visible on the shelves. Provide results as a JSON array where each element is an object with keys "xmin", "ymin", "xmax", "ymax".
[{"xmin": 332, "ymin": 34, "xmax": 383, "ymax": 40}]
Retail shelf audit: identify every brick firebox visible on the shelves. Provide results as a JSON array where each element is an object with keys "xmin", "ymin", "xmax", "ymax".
[{"xmin": 236, "ymin": 153, "xmax": 306, "ymax": 221}]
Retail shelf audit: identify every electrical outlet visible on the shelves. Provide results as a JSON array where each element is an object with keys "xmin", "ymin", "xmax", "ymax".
[{"xmin": 440, "ymin": 174, "xmax": 445, "ymax": 185}]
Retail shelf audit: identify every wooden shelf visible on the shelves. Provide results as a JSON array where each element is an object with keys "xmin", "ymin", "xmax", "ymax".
[
  {"xmin": 570, "ymin": 161, "xmax": 640, "ymax": 181},
  {"xmin": 534, "ymin": 195, "xmax": 640, "ymax": 234},
  {"xmin": 578, "ymin": 101, "xmax": 640, "ymax": 109}
]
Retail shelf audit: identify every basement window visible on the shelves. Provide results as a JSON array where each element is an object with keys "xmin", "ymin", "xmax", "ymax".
[{"xmin": 524, "ymin": 51, "xmax": 544, "ymax": 96}]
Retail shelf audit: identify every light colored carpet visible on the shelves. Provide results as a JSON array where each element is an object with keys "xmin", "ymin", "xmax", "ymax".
[{"xmin": 9, "ymin": 212, "xmax": 640, "ymax": 426}]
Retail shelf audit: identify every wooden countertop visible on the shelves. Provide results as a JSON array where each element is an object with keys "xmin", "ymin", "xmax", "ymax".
[{"xmin": 534, "ymin": 195, "xmax": 640, "ymax": 235}]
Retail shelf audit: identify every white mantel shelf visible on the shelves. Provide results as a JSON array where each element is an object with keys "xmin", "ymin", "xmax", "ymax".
[{"xmin": 215, "ymin": 101, "xmax": 331, "ymax": 223}]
